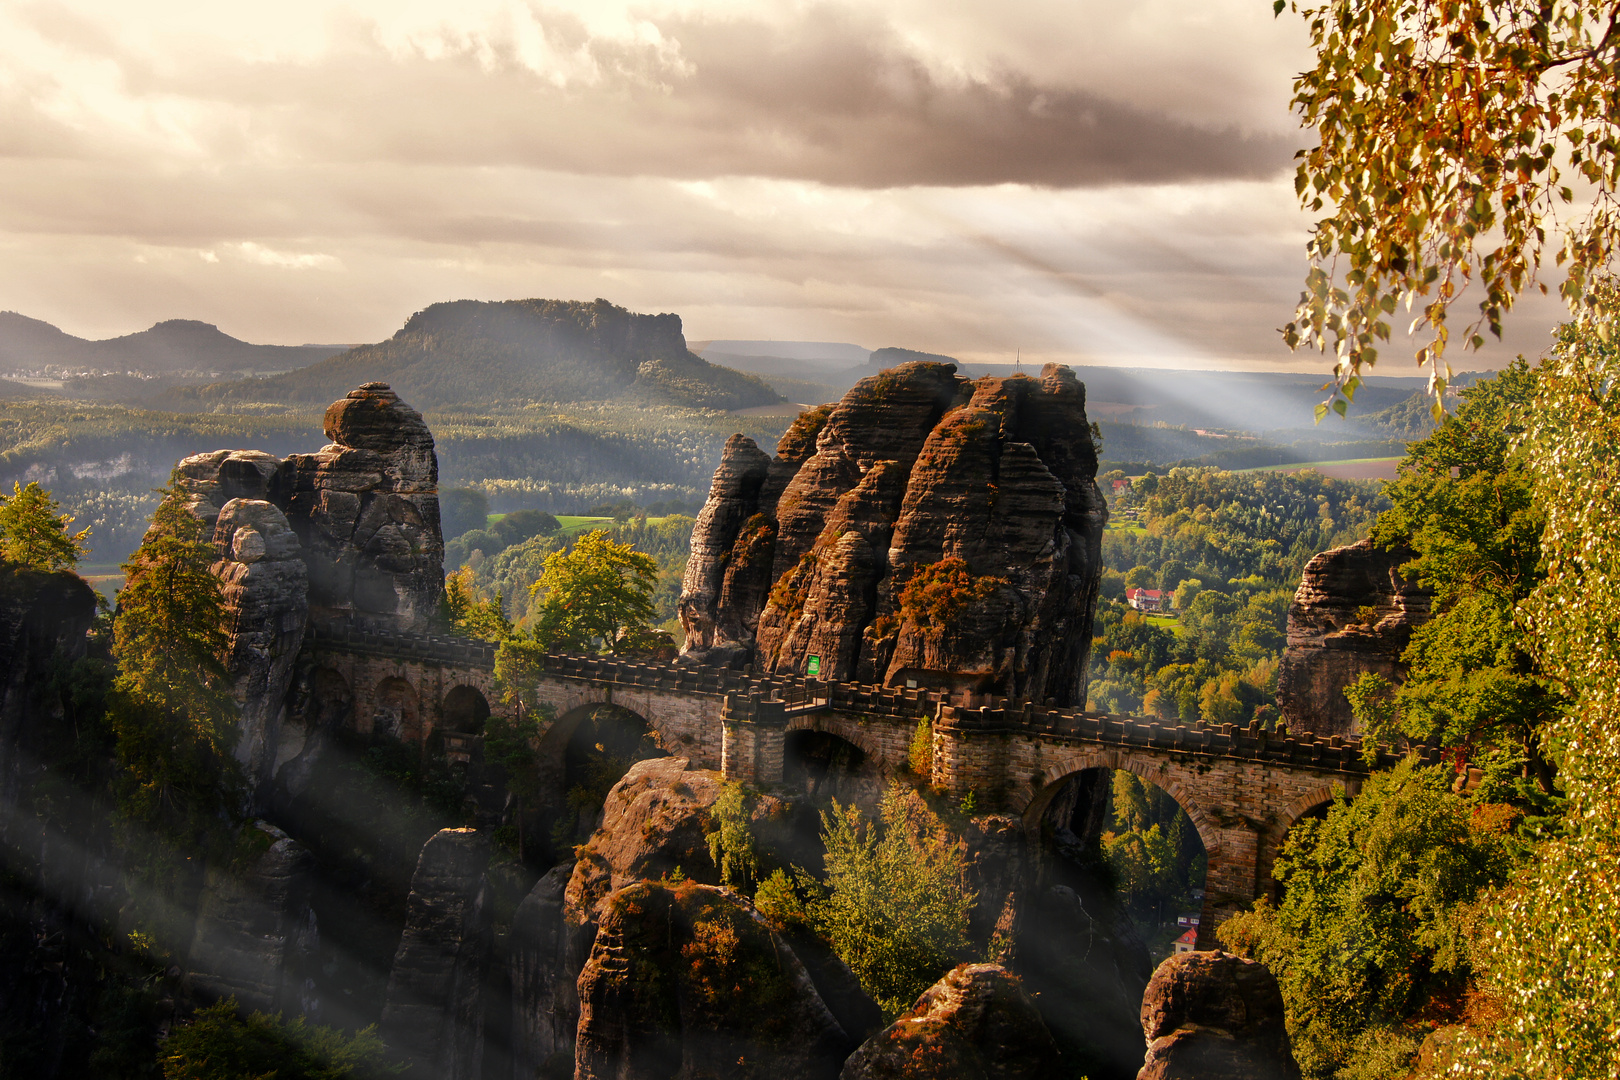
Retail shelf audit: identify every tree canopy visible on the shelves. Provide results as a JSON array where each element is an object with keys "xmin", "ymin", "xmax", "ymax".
[
  {"xmin": 1356, "ymin": 362, "xmax": 1562, "ymax": 779},
  {"xmin": 526, "ymin": 529, "xmax": 660, "ymax": 653},
  {"xmin": 110, "ymin": 479, "xmax": 241, "ymax": 844},
  {"xmin": 0, "ymin": 480, "xmax": 91, "ymax": 570},
  {"xmin": 1280, "ymin": 0, "xmax": 1620, "ymax": 412}
]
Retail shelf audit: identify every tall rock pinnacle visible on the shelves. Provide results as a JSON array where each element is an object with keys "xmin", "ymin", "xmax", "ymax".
[{"xmin": 679, "ymin": 361, "xmax": 1108, "ymax": 706}]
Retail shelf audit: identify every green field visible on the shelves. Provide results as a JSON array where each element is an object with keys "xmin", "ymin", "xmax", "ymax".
[
  {"xmin": 1142, "ymin": 612, "xmax": 1184, "ymax": 635},
  {"xmin": 491, "ymin": 513, "xmax": 688, "ymax": 538}
]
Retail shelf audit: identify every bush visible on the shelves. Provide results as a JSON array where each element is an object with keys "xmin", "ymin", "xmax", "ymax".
[
  {"xmin": 798, "ymin": 783, "xmax": 974, "ymax": 1016},
  {"xmin": 1218, "ymin": 758, "xmax": 1515, "ymax": 1079},
  {"xmin": 162, "ymin": 999, "xmax": 398, "ymax": 1080}
]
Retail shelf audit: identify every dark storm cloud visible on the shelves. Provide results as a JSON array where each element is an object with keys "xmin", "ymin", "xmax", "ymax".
[{"xmin": 18, "ymin": 4, "xmax": 1294, "ymax": 188}]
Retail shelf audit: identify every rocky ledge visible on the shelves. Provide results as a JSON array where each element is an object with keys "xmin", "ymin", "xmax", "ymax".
[
  {"xmin": 678, "ymin": 361, "xmax": 1107, "ymax": 706},
  {"xmin": 1276, "ymin": 537, "xmax": 1432, "ymax": 737}
]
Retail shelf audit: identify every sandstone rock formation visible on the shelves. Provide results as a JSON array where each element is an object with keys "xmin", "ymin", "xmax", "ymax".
[
  {"xmin": 381, "ymin": 828, "xmax": 493, "ymax": 1080},
  {"xmin": 0, "ymin": 567, "xmax": 98, "ymax": 808},
  {"xmin": 564, "ymin": 756, "xmax": 730, "ymax": 927},
  {"xmin": 839, "ymin": 963, "xmax": 1060, "ymax": 1080},
  {"xmin": 281, "ymin": 382, "xmax": 443, "ymax": 632},
  {"xmin": 1276, "ymin": 537, "xmax": 1432, "ymax": 737},
  {"xmin": 574, "ymin": 881, "xmax": 858, "ymax": 1080},
  {"xmin": 680, "ymin": 362, "xmax": 1107, "ymax": 705},
  {"xmin": 171, "ymin": 382, "xmax": 446, "ymax": 803},
  {"xmin": 210, "ymin": 499, "xmax": 308, "ymax": 796},
  {"xmin": 185, "ymin": 821, "xmax": 318, "ymax": 1015},
  {"xmin": 1136, "ymin": 951, "xmax": 1299, "ymax": 1080},
  {"xmin": 508, "ymin": 863, "xmax": 579, "ymax": 1080}
]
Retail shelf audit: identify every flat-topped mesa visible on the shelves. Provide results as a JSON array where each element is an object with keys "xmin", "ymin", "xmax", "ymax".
[
  {"xmin": 280, "ymin": 382, "xmax": 444, "ymax": 632},
  {"xmin": 1277, "ymin": 537, "xmax": 1432, "ymax": 738},
  {"xmin": 678, "ymin": 361, "xmax": 1108, "ymax": 706}
]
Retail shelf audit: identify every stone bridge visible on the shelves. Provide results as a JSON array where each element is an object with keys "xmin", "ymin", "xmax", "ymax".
[{"xmin": 300, "ymin": 630, "xmax": 1441, "ymax": 942}]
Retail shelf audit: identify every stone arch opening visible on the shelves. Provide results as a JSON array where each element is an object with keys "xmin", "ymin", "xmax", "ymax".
[
  {"xmin": 1015, "ymin": 764, "xmax": 1212, "ymax": 1077},
  {"xmin": 373, "ymin": 677, "xmax": 420, "ymax": 742},
  {"xmin": 307, "ymin": 666, "xmax": 354, "ymax": 731},
  {"xmin": 441, "ymin": 684, "xmax": 490, "ymax": 736},
  {"xmin": 1265, "ymin": 784, "xmax": 1346, "ymax": 902},
  {"xmin": 784, "ymin": 729, "xmax": 872, "ymax": 804},
  {"xmin": 538, "ymin": 702, "xmax": 669, "ymax": 856}
]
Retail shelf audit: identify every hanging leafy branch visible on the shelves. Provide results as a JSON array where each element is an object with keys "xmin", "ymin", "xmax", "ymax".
[{"xmin": 1280, "ymin": 0, "xmax": 1620, "ymax": 415}]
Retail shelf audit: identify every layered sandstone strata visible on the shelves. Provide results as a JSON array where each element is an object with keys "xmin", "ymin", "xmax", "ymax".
[
  {"xmin": 1276, "ymin": 537, "xmax": 1432, "ymax": 737},
  {"xmin": 679, "ymin": 362, "xmax": 1107, "ymax": 705},
  {"xmin": 1136, "ymin": 951, "xmax": 1300, "ymax": 1080},
  {"xmin": 173, "ymin": 382, "xmax": 445, "ymax": 802},
  {"xmin": 280, "ymin": 382, "xmax": 444, "ymax": 632}
]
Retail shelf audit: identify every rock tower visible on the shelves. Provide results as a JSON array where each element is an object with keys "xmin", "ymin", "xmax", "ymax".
[
  {"xmin": 678, "ymin": 361, "xmax": 1108, "ymax": 706},
  {"xmin": 173, "ymin": 382, "xmax": 445, "ymax": 797}
]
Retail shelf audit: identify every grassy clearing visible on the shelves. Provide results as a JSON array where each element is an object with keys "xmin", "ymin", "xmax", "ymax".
[{"xmin": 1143, "ymin": 612, "xmax": 1185, "ymax": 636}]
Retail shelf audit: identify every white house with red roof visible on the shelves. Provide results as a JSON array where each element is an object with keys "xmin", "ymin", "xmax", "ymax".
[{"xmin": 1126, "ymin": 587, "xmax": 1167, "ymax": 613}]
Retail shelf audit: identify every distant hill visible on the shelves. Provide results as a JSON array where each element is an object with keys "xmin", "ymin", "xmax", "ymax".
[
  {"xmin": 0, "ymin": 312, "xmax": 342, "ymax": 375},
  {"xmin": 186, "ymin": 298, "xmax": 782, "ymax": 412},
  {"xmin": 867, "ymin": 346, "xmax": 959, "ymax": 367}
]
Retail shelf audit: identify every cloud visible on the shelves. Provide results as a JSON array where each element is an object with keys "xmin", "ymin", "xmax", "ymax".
[{"xmin": 7, "ymin": 3, "xmax": 1296, "ymax": 188}]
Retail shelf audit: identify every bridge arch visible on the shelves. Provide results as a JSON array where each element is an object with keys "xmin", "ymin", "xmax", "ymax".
[
  {"xmin": 307, "ymin": 666, "xmax": 354, "ymax": 730},
  {"xmin": 373, "ymin": 676, "xmax": 420, "ymax": 742},
  {"xmin": 440, "ymin": 684, "xmax": 491, "ymax": 736},
  {"xmin": 1015, "ymin": 750, "xmax": 1223, "ymax": 861},
  {"xmin": 784, "ymin": 714, "xmax": 889, "ymax": 765},
  {"xmin": 1257, "ymin": 781, "xmax": 1351, "ymax": 898}
]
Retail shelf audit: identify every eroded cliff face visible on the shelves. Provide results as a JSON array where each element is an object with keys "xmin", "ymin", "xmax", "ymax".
[
  {"xmin": 172, "ymin": 382, "xmax": 445, "ymax": 803},
  {"xmin": 679, "ymin": 362, "xmax": 1107, "ymax": 705},
  {"xmin": 1276, "ymin": 538, "xmax": 1432, "ymax": 738},
  {"xmin": 281, "ymin": 382, "xmax": 444, "ymax": 632}
]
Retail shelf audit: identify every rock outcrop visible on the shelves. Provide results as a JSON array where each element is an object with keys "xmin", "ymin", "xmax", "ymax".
[
  {"xmin": 0, "ymin": 567, "xmax": 99, "ymax": 812},
  {"xmin": 281, "ymin": 383, "xmax": 443, "ymax": 632},
  {"xmin": 171, "ymin": 382, "xmax": 445, "ymax": 803},
  {"xmin": 1136, "ymin": 951, "xmax": 1299, "ymax": 1080},
  {"xmin": 185, "ymin": 821, "xmax": 318, "ymax": 1015},
  {"xmin": 679, "ymin": 362, "xmax": 1107, "ymax": 705},
  {"xmin": 508, "ymin": 863, "xmax": 579, "ymax": 1080},
  {"xmin": 574, "ymin": 881, "xmax": 859, "ymax": 1080},
  {"xmin": 381, "ymin": 828, "xmax": 493, "ymax": 1080},
  {"xmin": 210, "ymin": 499, "xmax": 308, "ymax": 796},
  {"xmin": 839, "ymin": 963, "xmax": 1060, "ymax": 1080},
  {"xmin": 564, "ymin": 756, "xmax": 729, "ymax": 927},
  {"xmin": 1276, "ymin": 538, "xmax": 1431, "ymax": 737}
]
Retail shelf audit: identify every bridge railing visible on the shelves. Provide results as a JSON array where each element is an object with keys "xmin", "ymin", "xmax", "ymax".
[{"xmin": 937, "ymin": 700, "xmax": 1442, "ymax": 774}]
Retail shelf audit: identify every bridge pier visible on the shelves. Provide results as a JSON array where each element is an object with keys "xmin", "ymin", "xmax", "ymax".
[{"xmin": 721, "ymin": 695, "xmax": 787, "ymax": 786}]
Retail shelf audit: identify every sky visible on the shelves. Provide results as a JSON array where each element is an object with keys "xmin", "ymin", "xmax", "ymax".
[{"xmin": 0, "ymin": 0, "xmax": 1566, "ymax": 372}]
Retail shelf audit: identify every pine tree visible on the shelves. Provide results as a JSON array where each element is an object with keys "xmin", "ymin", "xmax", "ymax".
[
  {"xmin": 0, "ymin": 481, "xmax": 90, "ymax": 570},
  {"xmin": 110, "ymin": 479, "xmax": 241, "ymax": 843}
]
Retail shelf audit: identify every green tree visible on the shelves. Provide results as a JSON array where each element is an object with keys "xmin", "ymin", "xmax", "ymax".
[
  {"xmin": 482, "ymin": 704, "xmax": 553, "ymax": 861},
  {"xmin": 1219, "ymin": 759, "xmax": 1515, "ymax": 1079},
  {"xmin": 110, "ymin": 479, "xmax": 241, "ymax": 845},
  {"xmin": 441, "ymin": 565, "xmax": 513, "ymax": 642},
  {"xmin": 0, "ymin": 480, "xmax": 90, "ymax": 569},
  {"xmin": 1280, "ymin": 0, "xmax": 1620, "ymax": 412},
  {"xmin": 162, "ymin": 998, "xmax": 397, "ymax": 1080},
  {"xmin": 908, "ymin": 716, "xmax": 932, "ymax": 777},
  {"xmin": 1369, "ymin": 364, "xmax": 1560, "ymax": 782},
  {"xmin": 528, "ymin": 529, "xmax": 659, "ymax": 653},
  {"xmin": 1103, "ymin": 824, "xmax": 1184, "ymax": 924},
  {"xmin": 438, "ymin": 486, "xmax": 490, "ymax": 540},
  {"xmin": 1444, "ymin": 295, "xmax": 1620, "ymax": 1077},
  {"xmin": 706, "ymin": 781, "xmax": 761, "ymax": 892},
  {"xmin": 799, "ymin": 784, "xmax": 974, "ymax": 1016}
]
